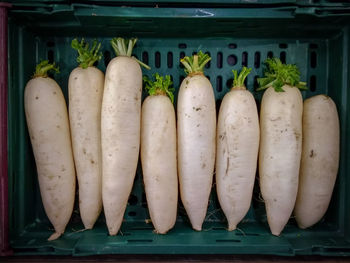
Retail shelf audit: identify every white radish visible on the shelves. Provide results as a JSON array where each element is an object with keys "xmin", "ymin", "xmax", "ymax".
[
  {"xmin": 257, "ymin": 58, "xmax": 306, "ymax": 236},
  {"xmin": 141, "ymin": 74, "xmax": 177, "ymax": 234},
  {"xmin": 102, "ymin": 38, "xmax": 150, "ymax": 235},
  {"xmin": 216, "ymin": 67, "xmax": 260, "ymax": 231},
  {"xmin": 294, "ymin": 95, "xmax": 340, "ymax": 229},
  {"xmin": 69, "ymin": 39, "xmax": 104, "ymax": 229},
  {"xmin": 177, "ymin": 51, "xmax": 216, "ymax": 231},
  {"xmin": 24, "ymin": 61, "xmax": 76, "ymax": 241}
]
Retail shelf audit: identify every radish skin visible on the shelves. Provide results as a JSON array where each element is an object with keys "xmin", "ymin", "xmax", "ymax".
[
  {"xmin": 216, "ymin": 68, "xmax": 259, "ymax": 231},
  {"xmin": 69, "ymin": 39, "xmax": 104, "ymax": 229},
  {"xmin": 69, "ymin": 67, "xmax": 104, "ymax": 229},
  {"xmin": 294, "ymin": 95, "xmax": 339, "ymax": 229},
  {"xmin": 102, "ymin": 38, "xmax": 148, "ymax": 235},
  {"xmin": 24, "ymin": 62, "xmax": 75, "ymax": 240},
  {"xmin": 141, "ymin": 91, "xmax": 177, "ymax": 234},
  {"xmin": 259, "ymin": 85, "xmax": 303, "ymax": 236},
  {"xmin": 178, "ymin": 52, "xmax": 216, "ymax": 230}
]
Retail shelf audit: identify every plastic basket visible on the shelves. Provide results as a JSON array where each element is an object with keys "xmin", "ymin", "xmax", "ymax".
[{"xmin": 2, "ymin": 1, "xmax": 350, "ymax": 256}]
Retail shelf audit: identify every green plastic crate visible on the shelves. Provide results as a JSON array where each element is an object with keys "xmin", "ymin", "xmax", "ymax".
[{"xmin": 6, "ymin": 1, "xmax": 350, "ymax": 256}]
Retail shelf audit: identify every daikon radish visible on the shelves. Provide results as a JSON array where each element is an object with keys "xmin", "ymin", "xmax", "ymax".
[
  {"xmin": 216, "ymin": 67, "xmax": 260, "ymax": 231},
  {"xmin": 24, "ymin": 61, "xmax": 76, "ymax": 240},
  {"xmin": 257, "ymin": 58, "xmax": 306, "ymax": 236},
  {"xmin": 102, "ymin": 38, "xmax": 150, "ymax": 235},
  {"xmin": 69, "ymin": 39, "xmax": 104, "ymax": 229},
  {"xmin": 294, "ymin": 94, "xmax": 340, "ymax": 229},
  {"xmin": 177, "ymin": 51, "xmax": 216, "ymax": 231},
  {"xmin": 141, "ymin": 73, "xmax": 177, "ymax": 234}
]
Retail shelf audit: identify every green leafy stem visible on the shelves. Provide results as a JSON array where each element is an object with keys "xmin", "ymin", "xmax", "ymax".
[
  {"xmin": 232, "ymin": 66, "xmax": 252, "ymax": 89},
  {"xmin": 143, "ymin": 73, "xmax": 174, "ymax": 103},
  {"xmin": 110, "ymin": 37, "xmax": 150, "ymax": 70},
  {"xmin": 257, "ymin": 57, "xmax": 307, "ymax": 92},
  {"xmin": 33, "ymin": 60, "xmax": 59, "ymax": 78},
  {"xmin": 71, "ymin": 38, "xmax": 102, "ymax": 69},
  {"xmin": 180, "ymin": 51, "xmax": 211, "ymax": 76}
]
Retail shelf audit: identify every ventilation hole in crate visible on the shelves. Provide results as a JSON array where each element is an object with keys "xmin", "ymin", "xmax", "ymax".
[
  {"xmin": 128, "ymin": 239, "xmax": 153, "ymax": 243},
  {"xmin": 155, "ymin": 52, "xmax": 161, "ymax": 68},
  {"xmin": 254, "ymin": 52, "xmax": 260, "ymax": 68},
  {"xmin": 244, "ymin": 76, "xmax": 248, "ymax": 87},
  {"xmin": 311, "ymin": 51, "xmax": 317, "ymax": 68},
  {"xmin": 128, "ymin": 194, "xmax": 138, "ymax": 206},
  {"xmin": 235, "ymin": 232, "xmax": 260, "ymax": 236},
  {"xmin": 216, "ymin": 239, "xmax": 241, "ymax": 243},
  {"xmin": 169, "ymin": 75, "xmax": 173, "ymax": 82},
  {"xmin": 206, "ymin": 75, "xmax": 210, "ymax": 81},
  {"xmin": 310, "ymin": 75, "xmax": 316, "ymax": 92},
  {"xmin": 178, "ymin": 43, "xmax": 187, "ymax": 49},
  {"xmin": 309, "ymin": 43, "xmax": 318, "ymax": 49},
  {"xmin": 141, "ymin": 193, "xmax": 148, "ymax": 208},
  {"xmin": 280, "ymin": 51, "xmax": 286, "ymax": 63},
  {"xmin": 226, "ymin": 78, "xmax": 233, "ymax": 89},
  {"xmin": 179, "ymin": 51, "xmax": 185, "ymax": 68},
  {"xmin": 267, "ymin": 51, "xmax": 273, "ymax": 59},
  {"xmin": 216, "ymin": 76, "xmax": 222, "ymax": 92},
  {"xmin": 48, "ymin": 50, "xmax": 54, "ymax": 63},
  {"xmin": 254, "ymin": 75, "xmax": 259, "ymax": 90},
  {"xmin": 179, "ymin": 75, "xmax": 185, "ymax": 84},
  {"xmin": 167, "ymin": 52, "xmax": 173, "ymax": 68},
  {"xmin": 279, "ymin": 43, "xmax": 288, "ymax": 49},
  {"xmin": 46, "ymin": 41, "xmax": 55, "ymax": 47},
  {"xmin": 134, "ymin": 54, "xmax": 138, "ymax": 60},
  {"xmin": 227, "ymin": 55, "xmax": 237, "ymax": 66},
  {"xmin": 142, "ymin": 51, "xmax": 149, "ymax": 65},
  {"xmin": 217, "ymin": 52, "xmax": 223, "ymax": 68},
  {"xmin": 205, "ymin": 52, "xmax": 211, "ymax": 68},
  {"xmin": 128, "ymin": 211, "xmax": 137, "ymax": 217},
  {"xmin": 131, "ymin": 226, "xmax": 153, "ymax": 230},
  {"xmin": 242, "ymin": 52, "xmax": 248, "ymax": 67},
  {"xmin": 228, "ymin": 43, "xmax": 237, "ymax": 49}
]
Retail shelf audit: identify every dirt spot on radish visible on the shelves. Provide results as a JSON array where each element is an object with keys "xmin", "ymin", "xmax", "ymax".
[
  {"xmin": 61, "ymin": 166, "xmax": 66, "ymax": 172},
  {"xmin": 197, "ymin": 124, "xmax": 200, "ymax": 127},
  {"xmin": 273, "ymin": 198, "xmax": 277, "ymax": 202},
  {"xmin": 193, "ymin": 107, "xmax": 201, "ymax": 111},
  {"xmin": 202, "ymin": 163, "xmax": 206, "ymax": 169},
  {"xmin": 269, "ymin": 117, "xmax": 281, "ymax": 122},
  {"xmin": 91, "ymin": 159, "xmax": 95, "ymax": 164},
  {"xmin": 83, "ymin": 148, "xmax": 87, "ymax": 154},
  {"xmin": 225, "ymin": 157, "xmax": 229, "ymax": 176},
  {"xmin": 35, "ymin": 96, "xmax": 39, "ymax": 100},
  {"xmin": 53, "ymin": 91, "xmax": 57, "ymax": 95},
  {"xmin": 74, "ymin": 77, "xmax": 78, "ymax": 80},
  {"xmin": 56, "ymin": 125, "xmax": 60, "ymax": 129},
  {"xmin": 309, "ymin": 150, "xmax": 316, "ymax": 158}
]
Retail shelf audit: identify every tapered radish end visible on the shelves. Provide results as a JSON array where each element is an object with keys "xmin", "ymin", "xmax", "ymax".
[
  {"xmin": 48, "ymin": 231, "xmax": 62, "ymax": 241},
  {"xmin": 108, "ymin": 230, "xmax": 118, "ymax": 236},
  {"xmin": 271, "ymin": 230, "xmax": 282, "ymax": 236},
  {"xmin": 192, "ymin": 224, "xmax": 202, "ymax": 231},
  {"xmin": 83, "ymin": 221, "xmax": 94, "ymax": 230},
  {"xmin": 227, "ymin": 224, "xmax": 237, "ymax": 231}
]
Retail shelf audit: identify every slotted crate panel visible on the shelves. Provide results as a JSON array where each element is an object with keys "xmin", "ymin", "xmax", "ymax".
[{"xmin": 6, "ymin": 3, "xmax": 350, "ymax": 256}]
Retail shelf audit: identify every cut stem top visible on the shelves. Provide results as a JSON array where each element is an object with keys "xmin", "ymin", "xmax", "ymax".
[
  {"xmin": 257, "ymin": 57, "xmax": 307, "ymax": 92},
  {"xmin": 180, "ymin": 51, "xmax": 211, "ymax": 76},
  {"xmin": 143, "ymin": 73, "xmax": 174, "ymax": 103},
  {"xmin": 110, "ymin": 37, "xmax": 150, "ymax": 70},
  {"xmin": 33, "ymin": 60, "xmax": 59, "ymax": 78}
]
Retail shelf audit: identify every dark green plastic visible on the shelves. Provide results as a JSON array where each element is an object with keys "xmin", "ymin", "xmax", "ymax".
[{"xmin": 7, "ymin": 3, "xmax": 350, "ymax": 256}]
